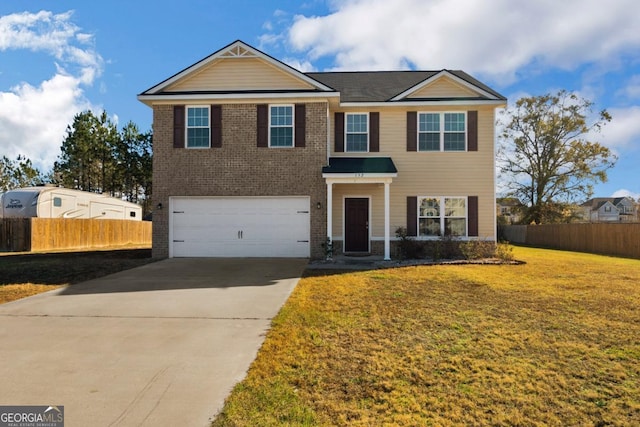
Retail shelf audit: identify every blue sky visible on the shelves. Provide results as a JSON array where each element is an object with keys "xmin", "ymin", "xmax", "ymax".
[{"xmin": 1, "ymin": 0, "xmax": 639, "ymax": 200}]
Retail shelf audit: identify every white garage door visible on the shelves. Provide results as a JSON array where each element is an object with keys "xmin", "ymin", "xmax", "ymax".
[{"xmin": 170, "ymin": 197, "xmax": 310, "ymax": 258}]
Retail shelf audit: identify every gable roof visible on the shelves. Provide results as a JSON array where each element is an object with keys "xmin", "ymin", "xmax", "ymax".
[
  {"xmin": 496, "ymin": 197, "xmax": 523, "ymax": 207},
  {"xmin": 581, "ymin": 197, "xmax": 636, "ymax": 211},
  {"xmin": 307, "ymin": 70, "xmax": 506, "ymax": 103},
  {"xmin": 138, "ymin": 40, "xmax": 506, "ymax": 106},
  {"xmin": 139, "ymin": 40, "xmax": 335, "ymax": 97}
]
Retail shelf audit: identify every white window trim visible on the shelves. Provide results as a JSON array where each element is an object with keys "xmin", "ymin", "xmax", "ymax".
[
  {"xmin": 417, "ymin": 196, "xmax": 469, "ymax": 238},
  {"xmin": 417, "ymin": 111, "xmax": 467, "ymax": 152},
  {"xmin": 185, "ymin": 105, "xmax": 211, "ymax": 149},
  {"xmin": 345, "ymin": 112, "xmax": 370, "ymax": 153},
  {"xmin": 268, "ymin": 104, "xmax": 295, "ymax": 148}
]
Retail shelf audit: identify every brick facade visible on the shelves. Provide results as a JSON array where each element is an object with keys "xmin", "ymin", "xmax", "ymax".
[{"xmin": 152, "ymin": 103, "xmax": 328, "ymax": 259}]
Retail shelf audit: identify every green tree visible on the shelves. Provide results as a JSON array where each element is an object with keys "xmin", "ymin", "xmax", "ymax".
[
  {"xmin": 54, "ymin": 110, "xmax": 119, "ymax": 193},
  {"xmin": 499, "ymin": 90, "xmax": 616, "ymax": 224},
  {"xmin": 52, "ymin": 110, "xmax": 153, "ymax": 215},
  {"xmin": 0, "ymin": 155, "xmax": 45, "ymax": 192},
  {"xmin": 116, "ymin": 122, "xmax": 153, "ymax": 213}
]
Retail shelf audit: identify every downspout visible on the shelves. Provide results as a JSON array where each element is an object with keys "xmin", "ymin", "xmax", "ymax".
[
  {"xmin": 493, "ymin": 108, "xmax": 498, "ymax": 241},
  {"xmin": 326, "ymin": 102, "xmax": 331, "ymax": 163},
  {"xmin": 326, "ymin": 101, "xmax": 332, "ymax": 253}
]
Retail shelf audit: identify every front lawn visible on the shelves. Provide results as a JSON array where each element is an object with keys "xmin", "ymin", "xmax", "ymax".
[
  {"xmin": 0, "ymin": 249, "xmax": 155, "ymax": 304},
  {"xmin": 212, "ymin": 246, "xmax": 640, "ymax": 426}
]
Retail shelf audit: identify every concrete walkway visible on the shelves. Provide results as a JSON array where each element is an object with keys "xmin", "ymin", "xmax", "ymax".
[{"xmin": 0, "ymin": 258, "xmax": 307, "ymax": 426}]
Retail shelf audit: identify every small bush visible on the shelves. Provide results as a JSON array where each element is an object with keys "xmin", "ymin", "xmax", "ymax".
[
  {"xmin": 495, "ymin": 242, "xmax": 515, "ymax": 261},
  {"xmin": 395, "ymin": 227, "xmax": 424, "ymax": 259},
  {"xmin": 440, "ymin": 235, "xmax": 462, "ymax": 259},
  {"xmin": 460, "ymin": 239, "xmax": 497, "ymax": 260},
  {"xmin": 321, "ymin": 237, "xmax": 333, "ymax": 260},
  {"xmin": 459, "ymin": 240, "xmax": 515, "ymax": 261}
]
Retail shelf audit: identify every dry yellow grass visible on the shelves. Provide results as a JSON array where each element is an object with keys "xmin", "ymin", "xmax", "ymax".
[
  {"xmin": 0, "ymin": 284, "xmax": 63, "ymax": 304},
  {"xmin": 213, "ymin": 246, "xmax": 640, "ymax": 426},
  {"xmin": 0, "ymin": 249, "xmax": 154, "ymax": 304}
]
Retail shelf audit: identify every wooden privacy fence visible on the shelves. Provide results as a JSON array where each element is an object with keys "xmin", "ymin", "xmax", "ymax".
[
  {"xmin": 0, "ymin": 218, "xmax": 151, "ymax": 252},
  {"xmin": 501, "ymin": 223, "xmax": 640, "ymax": 259}
]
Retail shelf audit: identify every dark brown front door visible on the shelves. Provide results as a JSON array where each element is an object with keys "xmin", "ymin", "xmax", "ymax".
[{"xmin": 345, "ymin": 198, "xmax": 369, "ymax": 252}]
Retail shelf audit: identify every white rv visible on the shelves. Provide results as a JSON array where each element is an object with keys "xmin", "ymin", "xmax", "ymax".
[{"xmin": 0, "ymin": 187, "xmax": 142, "ymax": 221}]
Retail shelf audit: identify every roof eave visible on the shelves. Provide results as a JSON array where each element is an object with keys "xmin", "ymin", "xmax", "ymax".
[
  {"xmin": 340, "ymin": 99, "xmax": 507, "ymax": 108},
  {"xmin": 137, "ymin": 91, "xmax": 340, "ymax": 106},
  {"xmin": 322, "ymin": 172, "xmax": 398, "ymax": 179}
]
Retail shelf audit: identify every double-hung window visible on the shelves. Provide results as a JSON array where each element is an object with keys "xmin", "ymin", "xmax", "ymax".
[
  {"xmin": 186, "ymin": 106, "xmax": 210, "ymax": 148},
  {"xmin": 346, "ymin": 113, "xmax": 368, "ymax": 152},
  {"xmin": 270, "ymin": 105, "xmax": 294, "ymax": 147},
  {"xmin": 418, "ymin": 196, "xmax": 467, "ymax": 237},
  {"xmin": 418, "ymin": 112, "xmax": 466, "ymax": 151}
]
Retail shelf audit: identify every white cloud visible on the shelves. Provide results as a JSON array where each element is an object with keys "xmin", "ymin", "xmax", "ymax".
[
  {"xmin": 0, "ymin": 74, "xmax": 93, "ymax": 169},
  {"xmin": 283, "ymin": 57, "xmax": 316, "ymax": 72},
  {"xmin": 0, "ymin": 10, "xmax": 103, "ymax": 172},
  {"xmin": 599, "ymin": 106, "xmax": 640, "ymax": 150},
  {"xmin": 611, "ymin": 189, "xmax": 640, "ymax": 200},
  {"xmin": 618, "ymin": 75, "xmax": 640, "ymax": 100},
  {"xmin": 285, "ymin": 0, "xmax": 640, "ymax": 81}
]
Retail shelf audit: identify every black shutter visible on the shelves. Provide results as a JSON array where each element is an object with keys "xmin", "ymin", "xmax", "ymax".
[
  {"xmin": 407, "ymin": 196, "xmax": 417, "ymax": 236},
  {"xmin": 335, "ymin": 112, "xmax": 344, "ymax": 152},
  {"xmin": 211, "ymin": 105, "xmax": 222, "ymax": 148},
  {"xmin": 257, "ymin": 104, "xmax": 268, "ymax": 147},
  {"xmin": 407, "ymin": 111, "xmax": 417, "ymax": 151},
  {"xmin": 468, "ymin": 110, "xmax": 478, "ymax": 151},
  {"xmin": 369, "ymin": 112, "xmax": 379, "ymax": 152},
  {"xmin": 468, "ymin": 196, "xmax": 479, "ymax": 237},
  {"xmin": 173, "ymin": 105, "xmax": 185, "ymax": 148},
  {"xmin": 295, "ymin": 104, "xmax": 306, "ymax": 148}
]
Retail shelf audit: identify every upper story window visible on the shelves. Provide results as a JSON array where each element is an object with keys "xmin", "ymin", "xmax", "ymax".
[
  {"xmin": 346, "ymin": 113, "xmax": 369, "ymax": 152},
  {"xmin": 418, "ymin": 112, "xmax": 466, "ymax": 151},
  {"xmin": 186, "ymin": 106, "xmax": 210, "ymax": 148},
  {"xmin": 418, "ymin": 196, "xmax": 467, "ymax": 237},
  {"xmin": 270, "ymin": 105, "xmax": 294, "ymax": 147},
  {"xmin": 620, "ymin": 204, "xmax": 632, "ymax": 213}
]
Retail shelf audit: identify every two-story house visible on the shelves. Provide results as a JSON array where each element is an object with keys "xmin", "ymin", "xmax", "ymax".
[
  {"xmin": 138, "ymin": 40, "xmax": 506, "ymax": 260},
  {"xmin": 581, "ymin": 197, "xmax": 639, "ymax": 222},
  {"xmin": 496, "ymin": 197, "xmax": 524, "ymax": 225}
]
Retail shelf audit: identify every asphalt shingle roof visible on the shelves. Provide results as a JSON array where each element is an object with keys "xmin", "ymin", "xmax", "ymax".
[
  {"xmin": 322, "ymin": 157, "xmax": 398, "ymax": 174},
  {"xmin": 306, "ymin": 70, "xmax": 506, "ymax": 103}
]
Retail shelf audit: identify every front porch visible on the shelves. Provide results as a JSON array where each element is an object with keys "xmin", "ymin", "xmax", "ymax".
[{"xmin": 322, "ymin": 157, "xmax": 398, "ymax": 261}]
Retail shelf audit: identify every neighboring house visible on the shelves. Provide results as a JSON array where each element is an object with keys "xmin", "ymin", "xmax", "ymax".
[
  {"xmin": 496, "ymin": 197, "xmax": 524, "ymax": 224},
  {"xmin": 138, "ymin": 40, "xmax": 506, "ymax": 259},
  {"xmin": 580, "ymin": 197, "xmax": 639, "ymax": 223}
]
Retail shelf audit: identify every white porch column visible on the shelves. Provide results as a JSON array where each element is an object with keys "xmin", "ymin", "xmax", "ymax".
[
  {"xmin": 326, "ymin": 181, "xmax": 333, "ymax": 247},
  {"xmin": 384, "ymin": 181, "xmax": 391, "ymax": 260}
]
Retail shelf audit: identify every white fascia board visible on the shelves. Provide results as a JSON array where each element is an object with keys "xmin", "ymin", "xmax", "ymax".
[
  {"xmin": 323, "ymin": 174, "xmax": 397, "ymax": 181},
  {"xmin": 138, "ymin": 91, "xmax": 340, "ymax": 104},
  {"xmin": 143, "ymin": 40, "xmax": 334, "ymax": 95},
  {"xmin": 391, "ymin": 70, "xmax": 501, "ymax": 101},
  {"xmin": 340, "ymin": 99, "xmax": 507, "ymax": 108}
]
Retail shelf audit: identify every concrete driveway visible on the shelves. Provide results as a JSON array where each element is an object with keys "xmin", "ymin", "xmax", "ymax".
[{"xmin": 0, "ymin": 258, "xmax": 307, "ymax": 426}]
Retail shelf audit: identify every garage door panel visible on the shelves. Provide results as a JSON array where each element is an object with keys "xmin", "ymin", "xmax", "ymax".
[{"xmin": 170, "ymin": 197, "xmax": 310, "ymax": 258}]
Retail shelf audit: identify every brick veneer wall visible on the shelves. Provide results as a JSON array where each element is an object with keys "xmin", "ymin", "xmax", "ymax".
[{"xmin": 152, "ymin": 102, "xmax": 328, "ymax": 259}]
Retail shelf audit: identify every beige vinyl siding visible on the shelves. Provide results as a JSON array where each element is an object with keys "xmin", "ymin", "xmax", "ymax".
[
  {"xmin": 167, "ymin": 57, "xmax": 315, "ymax": 92},
  {"xmin": 329, "ymin": 106, "xmax": 497, "ymax": 239},
  {"xmin": 407, "ymin": 77, "xmax": 478, "ymax": 98},
  {"xmin": 330, "ymin": 185, "xmax": 385, "ymax": 238}
]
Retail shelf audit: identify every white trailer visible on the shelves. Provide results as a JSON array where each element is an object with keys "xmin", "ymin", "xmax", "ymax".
[{"xmin": 0, "ymin": 187, "xmax": 142, "ymax": 221}]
